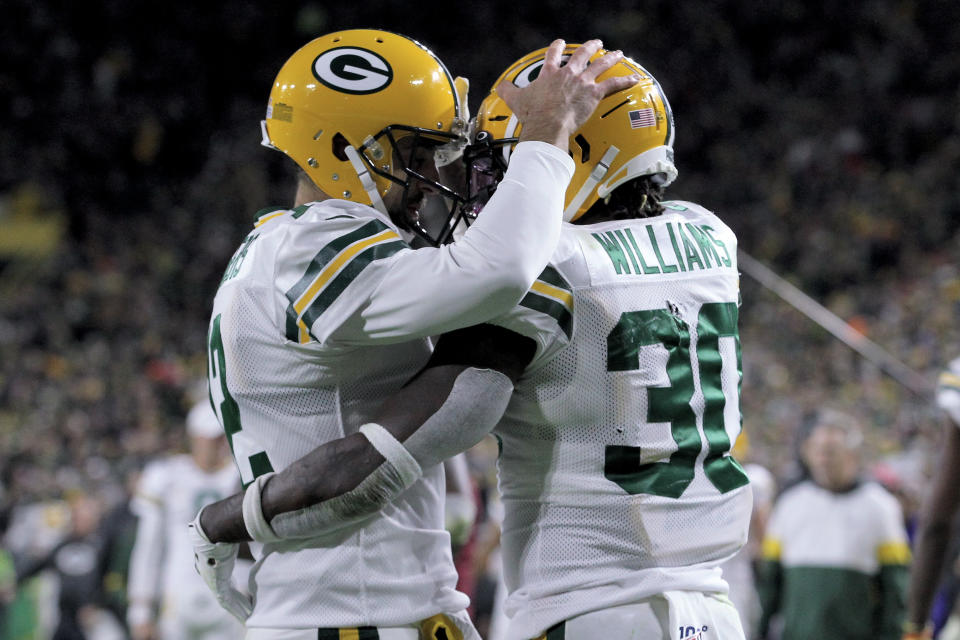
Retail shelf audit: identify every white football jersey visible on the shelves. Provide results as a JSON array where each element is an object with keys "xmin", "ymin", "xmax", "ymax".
[
  {"xmin": 128, "ymin": 455, "xmax": 242, "ymax": 632},
  {"xmin": 209, "ymin": 202, "xmax": 454, "ymax": 628},
  {"xmin": 207, "ymin": 141, "xmax": 571, "ymax": 630},
  {"xmin": 491, "ymin": 201, "xmax": 754, "ymax": 639}
]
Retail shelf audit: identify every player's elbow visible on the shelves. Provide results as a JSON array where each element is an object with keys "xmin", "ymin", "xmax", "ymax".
[
  {"xmin": 476, "ymin": 272, "xmax": 531, "ymax": 317},
  {"xmin": 481, "ymin": 249, "xmax": 546, "ymax": 304}
]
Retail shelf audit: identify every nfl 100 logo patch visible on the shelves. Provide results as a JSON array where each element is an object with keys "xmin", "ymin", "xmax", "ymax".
[
  {"xmin": 629, "ymin": 108, "xmax": 656, "ymax": 129},
  {"xmin": 679, "ymin": 625, "xmax": 708, "ymax": 640}
]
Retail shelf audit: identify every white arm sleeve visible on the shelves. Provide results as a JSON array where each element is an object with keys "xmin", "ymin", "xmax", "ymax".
[
  {"xmin": 268, "ymin": 368, "xmax": 514, "ymax": 539},
  {"xmin": 401, "ymin": 368, "xmax": 514, "ymax": 468},
  {"xmin": 337, "ymin": 142, "xmax": 574, "ymax": 342}
]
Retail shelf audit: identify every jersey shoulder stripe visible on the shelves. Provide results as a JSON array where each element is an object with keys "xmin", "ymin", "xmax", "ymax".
[
  {"xmin": 254, "ymin": 206, "xmax": 288, "ymax": 227},
  {"xmin": 520, "ymin": 266, "xmax": 574, "ymax": 338},
  {"xmin": 283, "ymin": 219, "xmax": 408, "ymax": 343},
  {"xmin": 938, "ymin": 370, "xmax": 960, "ymax": 392}
]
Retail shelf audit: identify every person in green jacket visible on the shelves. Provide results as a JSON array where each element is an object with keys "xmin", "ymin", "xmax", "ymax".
[{"xmin": 757, "ymin": 409, "xmax": 910, "ymax": 640}]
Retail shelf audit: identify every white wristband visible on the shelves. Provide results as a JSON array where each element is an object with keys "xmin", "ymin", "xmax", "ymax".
[
  {"xmin": 358, "ymin": 423, "xmax": 422, "ymax": 486},
  {"xmin": 242, "ymin": 472, "xmax": 282, "ymax": 543}
]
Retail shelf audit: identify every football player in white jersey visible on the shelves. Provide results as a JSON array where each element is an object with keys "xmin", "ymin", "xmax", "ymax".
[
  {"xmin": 127, "ymin": 401, "xmax": 245, "ymax": 640},
  {"xmin": 195, "ymin": 44, "xmax": 751, "ymax": 640},
  {"xmin": 188, "ymin": 30, "xmax": 639, "ymax": 640},
  {"xmin": 903, "ymin": 357, "xmax": 960, "ymax": 640}
]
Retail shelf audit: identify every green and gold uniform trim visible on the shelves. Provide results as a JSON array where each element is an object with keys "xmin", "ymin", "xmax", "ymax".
[
  {"xmin": 420, "ymin": 613, "xmax": 465, "ymax": 640},
  {"xmin": 761, "ymin": 537, "xmax": 781, "ymax": 561},
  {"xmin": 254, "ymin": 206, "xmax": 288, "ymax": 227},
  {"xmin": 532, "ymin": 620, "xmax": 566, "ymax": 640},
  {"xmin": 316, "ymin": 627, "xmax": 379, "ymax": 640},
  {"xmin": 284, "ymin": 220, "xmax": 407, "ymax": 343},
  {"xmin": 876, "ymin": 540, "xmax": 911, "ymax": 565},
  {"xmin": 761, "ymin": 536, "xmax": 909, "ymax": 565},
  {"xmin": 520, "ymin": 266, "xmax": 573, "ymax": 338},
  {"xmin": 938, "ymin": 370, "xmax": 960, "ymax": 392},
  {"xmin": 312, "ymin": 613, "xmax": 464, "ymax": 640}
]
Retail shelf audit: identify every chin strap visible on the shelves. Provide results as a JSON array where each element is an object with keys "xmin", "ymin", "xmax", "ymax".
[
  {"xmin": 501, "ymin": 114, "xmax": 521, "ymax": 165},
  {"xmin": 260, "ymin": 120, "xmax": 277, "ymax": 150},
  {"xmin": 563, "ymin": 145, "xmax": 620, "ymax": 221},
  {"xmin": 597, "ymin": 146, "xmax": 678, "ymax": 200},
  {"xmin": 344, "ymin": 145, "xmax": 388, "ymax": 216}
]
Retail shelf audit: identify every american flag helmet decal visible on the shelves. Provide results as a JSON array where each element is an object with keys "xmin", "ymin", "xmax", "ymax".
[{"xmin": 628, "ymin": 107, "xmax": 656, "ymax": 129}]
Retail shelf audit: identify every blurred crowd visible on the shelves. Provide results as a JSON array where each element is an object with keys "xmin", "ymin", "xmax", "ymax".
[{"xmin": 2, "ymin": 0, "xmax": 960, "ymax": 637}]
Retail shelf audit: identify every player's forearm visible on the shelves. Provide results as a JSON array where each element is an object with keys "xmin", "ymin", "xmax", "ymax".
[
  {"xmin": 201, "ymin": 367, "xmax": 468, "ymax": 543},
  {"xmin": 199, "ymin": 437, "xmax": 382, "ymax": 544},
  {"xmin": 222, "ymin": 365, "xmax": 514, "ymax": 543},
  {"xmin": 267, "ymin": 367, "xmax": 512, "ymax": 540},
  {"xmin": 260, "ymin": 366, "xmax": 469, "ymax": 519},
  {"xmin": 200, "ymin": 493, "xmax": 248, "ymax": 543},
  {"xmin": 260, "ymin": 433, "xmax": 384, "ymax": 520}
]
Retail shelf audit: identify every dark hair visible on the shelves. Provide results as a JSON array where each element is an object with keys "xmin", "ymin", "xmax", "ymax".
[{"xmin": 576, "ymin": 173, "xmax": 668, "ymax": 224}]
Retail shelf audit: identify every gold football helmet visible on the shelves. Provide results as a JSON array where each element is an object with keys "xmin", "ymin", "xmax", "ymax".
[
  {"xmin": 261, "ymin": 29, "xmax": 468, "ymax": 243},
  {"xmin": 469, "ymin": 44, "xmax": 676, "ymax": 222}
]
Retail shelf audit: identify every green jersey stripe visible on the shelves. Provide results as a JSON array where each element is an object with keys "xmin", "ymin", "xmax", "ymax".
[
  {"xmin": 247, "ymin": 452, "xmax": 275, "ymax": 488},
  {"xmin": 286, "ymin": 220, "xmax": 394, "ymax": 303},
  {"xmin": 520, "ymin": 290, "xmax": 573, "ymax": 339},
  {"xmin": 291, "ymin": 239, "xmax": 408, "ymax": 341},
  {"xmin": 283, "ymin": 220, "xmax": 400, "ymax": 340},
  {"xmin": 536, "ymin": 265, "xmax": 572, "ymax": 292},
  {"xmin": 253, "ymin": 206, "xmax": 286, "ymax": 223}
]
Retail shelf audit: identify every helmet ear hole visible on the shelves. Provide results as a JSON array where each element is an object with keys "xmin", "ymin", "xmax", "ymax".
[
  {"xmin": 574, "ymin": 134, "xmax": 590, "ymax": 163},
  {"xmin": 332, "ymin": 133, "xmax": 350, "ymax": 162}
]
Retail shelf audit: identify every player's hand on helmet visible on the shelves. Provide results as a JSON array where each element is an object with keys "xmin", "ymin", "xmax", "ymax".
[
  {"xmin": 496, "ymin": 38, "xmax": 640, "ymax": 151},
  {"xmin": 188, "ymin": 509, "xmax": 253, "ymax": 622}
]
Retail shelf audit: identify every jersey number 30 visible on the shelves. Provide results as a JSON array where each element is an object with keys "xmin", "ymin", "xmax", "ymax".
[{"xmin": 604, "ymin": 302, "xmax": 749, "ymax": 498}]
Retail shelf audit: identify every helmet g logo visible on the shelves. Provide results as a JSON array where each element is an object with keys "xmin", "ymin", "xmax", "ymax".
[
  {"xmin": 512, "ymin": 55, "xmax": 571, "ymax": 88},
  {"xmin": 313, "ymin": 47, "xmax": 393, "ymax": 94}
]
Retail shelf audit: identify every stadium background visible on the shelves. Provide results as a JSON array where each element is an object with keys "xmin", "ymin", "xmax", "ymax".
[{"xmin": 1, "ymin": 0, "xmax": 959, "ymax": 636}]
